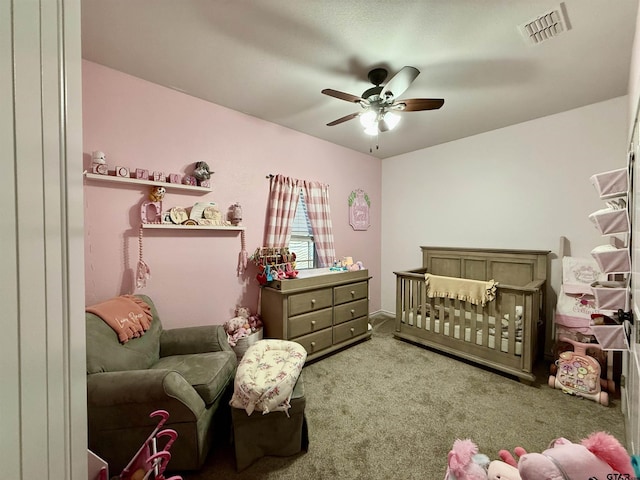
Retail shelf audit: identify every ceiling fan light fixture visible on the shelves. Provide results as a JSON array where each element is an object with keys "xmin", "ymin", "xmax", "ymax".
[
  {"xmin": 364, "ymin": 124, "xmax": 379, "ymax": 136},
  {"xmin": 383, "ymin": 111, "xmax": 401, "ymax": 131},
  {"xmin": 359, "ymin": 110, "xmax": 377, "ymax": 128}
]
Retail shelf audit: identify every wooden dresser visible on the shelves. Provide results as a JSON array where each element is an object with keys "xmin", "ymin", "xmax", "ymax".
[{"xmin": 260, "ymin": 269, "xmax": 371, "ymax": 361}]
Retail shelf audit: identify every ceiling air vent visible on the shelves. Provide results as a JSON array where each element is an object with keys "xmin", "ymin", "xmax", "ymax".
[{"xmin": 519, "ymin": 2, "xmax": 571, "ymax": 45}]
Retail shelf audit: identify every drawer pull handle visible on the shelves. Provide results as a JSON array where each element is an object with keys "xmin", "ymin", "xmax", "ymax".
[
  {"xmin": 311, "ymin": 299, "xmax": 316, "ymax": 305},
  {"xmin": 350, "ymin": 309, "xmax": 355, "ymax": 316},
  {"xmin": 350, "ymin": 328, "xmax": 355, "ymax": 334},
  {"xmin": 350, "ymin": 290, "xmax": 355, "ymax": 297},
  {"xmin": 311, "ymin": 320, "xmax": 316, "ymax": 329},
  {"xmin": 310, "ymin": 341, "xmax": 316, "ymax": 350}
]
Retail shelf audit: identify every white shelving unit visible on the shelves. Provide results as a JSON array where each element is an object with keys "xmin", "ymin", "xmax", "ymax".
[
  {"xmin": 84, "ymin": 172, "xmax": 212, "ymax": 193},
  {"xmin": 142, "ymin": 224, "xmax": 244, "ymax": 231}
]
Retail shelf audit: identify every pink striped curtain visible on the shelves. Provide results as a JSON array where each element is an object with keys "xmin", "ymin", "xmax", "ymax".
[
  {"xmin": 264, "ymin": 174, "xmax": 300, "ymax": 247},
  {"xmin": 301, "ymin": 180, "xmax": 336, "ymax": 267}
]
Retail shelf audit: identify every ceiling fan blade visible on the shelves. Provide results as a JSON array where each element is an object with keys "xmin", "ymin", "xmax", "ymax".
[
  {"xmin": 321, "ymin": 88, "xmax": 363, "ymax": 103},
  {"xmin": 379, "ymin": 66, "xmax": 419, "ymax": 98},
  {"xmin": 395, "ymin": 98, "xmax": 445, "ymax": 111},
  {"xmin": 326, "ymin": 112, "xmax": 360, "ymax": 126}
]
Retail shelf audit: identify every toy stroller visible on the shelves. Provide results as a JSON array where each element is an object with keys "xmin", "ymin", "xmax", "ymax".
[{"xmin": 118, "ymin": 410, "xmax": 183, "ymax": 480}]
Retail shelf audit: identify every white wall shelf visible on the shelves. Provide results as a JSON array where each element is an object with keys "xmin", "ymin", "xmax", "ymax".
[
  {"xmin": 142, "ymin": 223, "xmax": 245, "ymax": 231},
  {"xmin": 84, "ymin": 172, "xmax": 212, "ymax": 194}
]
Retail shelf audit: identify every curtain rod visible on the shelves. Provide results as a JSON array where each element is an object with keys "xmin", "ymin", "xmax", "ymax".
[{"xmin": 266, "ymin": 174, "xmax": 329, "ymax": 186}]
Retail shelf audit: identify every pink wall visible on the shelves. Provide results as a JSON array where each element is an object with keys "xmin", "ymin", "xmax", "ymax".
[{"xmin": 82, "ymin": 61, "xmax": 382, "ymax": 329}]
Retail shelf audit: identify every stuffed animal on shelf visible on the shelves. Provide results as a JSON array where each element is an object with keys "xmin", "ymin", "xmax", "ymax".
[
  {"xmin": 445, "ymin": 438, "xmax": 490, "ymax": 480},
  {"xmin": 193, "ymin": 161, "xmax": 212, "ymax": 181},
  {"xmin": 513, "ymin": 432, "xmax": 633, "ymax": 480},
  {"xmin": 149, "ymin": 185, "xmax": 166, "ymax": 202}
]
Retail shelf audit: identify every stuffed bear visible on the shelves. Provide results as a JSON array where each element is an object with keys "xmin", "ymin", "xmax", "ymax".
[
  {"xmin": 445, "ymin": 439, "xmax": 490, "ymax": 480},
  {"xmin": 514, "ymin": 432, "xmax": 633, "ymax": 480}
]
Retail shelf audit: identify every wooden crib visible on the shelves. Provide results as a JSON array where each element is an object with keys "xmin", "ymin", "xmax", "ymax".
[{"xmin": 394, "ymin": 247, "xmax": 549, "ymax": 382}]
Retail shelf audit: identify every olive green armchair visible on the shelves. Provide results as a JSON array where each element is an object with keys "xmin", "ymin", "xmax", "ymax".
[{"xmin": 85, "ymin": 294, "xmax": 237, "ymax": 473}]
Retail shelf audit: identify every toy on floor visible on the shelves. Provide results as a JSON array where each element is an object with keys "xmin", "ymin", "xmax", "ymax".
[
  {"xmin": 516, "ymin": 432, "xmax": 633, "ymax": 480},
  {"xmin": 549, "ymin": 336, "xmax": 609, "ymax": 405},
  {"xmin": 444, "ymin": 438, "xmax": 490, "ymax": 480},
  {"xmin": 118, "ymin": 409, "xmax": 183, "ymax": 480}
]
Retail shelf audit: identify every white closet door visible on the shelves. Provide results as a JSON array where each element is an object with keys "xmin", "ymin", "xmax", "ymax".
[{"xmin": 0, "ymin": 1, "xmax": 86, "ymax": 479}]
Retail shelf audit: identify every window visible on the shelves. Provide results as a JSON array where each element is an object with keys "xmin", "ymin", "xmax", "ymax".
[{"xmin": 288, "ymin": 190, "xmax": 315, "ymax": 269}]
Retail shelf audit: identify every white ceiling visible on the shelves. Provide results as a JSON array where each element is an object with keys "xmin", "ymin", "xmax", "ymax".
[{"xmin": 81, "ymin": 0, "xmax": 639, "ymax": 159}]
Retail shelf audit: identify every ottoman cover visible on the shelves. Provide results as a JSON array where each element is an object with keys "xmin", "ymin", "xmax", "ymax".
[{"xmin": 230, "ymin": 339, "xmax": 306, "ymax": 415}]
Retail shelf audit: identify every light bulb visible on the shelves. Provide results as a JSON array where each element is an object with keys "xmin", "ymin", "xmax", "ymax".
[
  {"xmin": 364, "ymin": 124, "xmax": 378, "ymax": 136},
  {"xmin": 359, "ymin": 110, "xmax": 377, "ymax": 128},
  {"xmin": 384, "ymin": 112, "xmax": 401, "ymax": 130}
]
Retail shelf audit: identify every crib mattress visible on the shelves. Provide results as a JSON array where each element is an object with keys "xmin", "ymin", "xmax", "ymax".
[{"xmin": 401, "ymin": 311, "xmax": 522, "ymax": 356}]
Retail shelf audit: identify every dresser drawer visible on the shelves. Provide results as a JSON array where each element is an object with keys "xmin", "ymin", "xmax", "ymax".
[
  {"xmin": 334, "ymin": 281, "xmax": 368, "ymax": 305},
  {"xmin": 294, "ymin": 329, "xmax": 333, "ymax": 356},
  {"xmin": 333, "ymin": 317, "xmax": 369, "ymax": 344},
  {"xmin": 288, "ymin": 288, "xmax": 333, "ymax": 316},
  {"xmin": 287, "ymin": 308, "xmax": 333, "ymax": 339},
  {"xmin": 334, "ymin": 298, "xmax": 369, "ymax": 325}
]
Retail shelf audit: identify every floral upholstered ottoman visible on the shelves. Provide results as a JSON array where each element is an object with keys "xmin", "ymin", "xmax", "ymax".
[{"xmin": 229, "ymin": 339, "xmax": 308, "ymax": 471}]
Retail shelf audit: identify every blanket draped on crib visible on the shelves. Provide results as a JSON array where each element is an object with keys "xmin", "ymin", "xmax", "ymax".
[{"xmin": 424, "ymin": 274, "xmax": 497, "ymax": 306}]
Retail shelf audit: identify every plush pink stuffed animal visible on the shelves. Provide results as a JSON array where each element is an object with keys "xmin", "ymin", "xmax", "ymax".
[
  {"xmin": 517, "ymin": 432, "xmax": 633, "ymax": 480},
  {"xmin": 487, "ymin": 460, "xmax": 520, "ymax": 480},
  {"xmin": 445, "ymin": 439, "xmax": 490, "ymax": 480}
]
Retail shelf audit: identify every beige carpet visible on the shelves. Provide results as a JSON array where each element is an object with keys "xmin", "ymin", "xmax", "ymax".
[{"xmin": 182, "ymin": 315, "xmax": 627, "ymax": 479}]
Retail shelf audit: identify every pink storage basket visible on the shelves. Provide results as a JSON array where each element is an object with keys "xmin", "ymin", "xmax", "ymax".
[
  {"xmin": 591, "ymin": 279, "xmax": 629, "ymax": 311},
  {"xmin": 590, "ymin": 324, "xmax": 629, "ymax": 351},
  {"xmin": 588, "ymin": 207, "xmax": 629, "ymax": 235},
  {"xmin": 590, "ymin": 168, "xmax": 628, "ymax": 199},
  {"xmin": 554, "ymin": 285, "xmax": 597, "ymax": 335},
  {"xmin": 590, "ymin": 245, "xmax": 631, "ymax": 274}
]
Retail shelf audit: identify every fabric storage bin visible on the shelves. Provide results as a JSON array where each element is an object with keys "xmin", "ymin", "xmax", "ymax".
[
  {"xmin": 590, "ymin": 279, "xmax": 629, "ymax": 311},
  {"xmin": 588, "ymin": 207, "xmax": 629, "ymax": 235},
  {"xmin": 561, "ymin": 256, "xmax": 606, "ymax": 295},
  {"xmin": 232, "ymin": 328, "xmax": 263, "ymax": 359},
  {"xmin": 590, "ymin": 324, "xmax": 629, "ymax": 351},
  {"xmin": 590, "ymin": 168, "xmax": 628, "ymax": 198},
  {"xmin": 590, "ymin": 244, "xmax": 631, "ymax": 274}
]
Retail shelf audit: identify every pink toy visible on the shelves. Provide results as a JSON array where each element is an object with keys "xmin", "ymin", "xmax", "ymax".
[
  {"xmin": 444, "ymin": 439, "xmax": 490, "ymax": 480},
  {"xmin": 549, "ymin": 336, "xmax": 609, "ymax": 406},
  {"xmin": 224, "ymin": 307, "xmax": 253, "ymax": 347},
  {"xmin": 487, "ymin": 460, "xmax": 520, "ymax": 480},
  {"xmin": 517, "ymin": 432, "xmax": 633, "ymax": 480}
]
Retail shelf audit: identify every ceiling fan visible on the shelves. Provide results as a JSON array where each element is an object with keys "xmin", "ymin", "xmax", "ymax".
[{"xmin": 321, "ymin": 66, "xmax": 444, "ymax": 135}]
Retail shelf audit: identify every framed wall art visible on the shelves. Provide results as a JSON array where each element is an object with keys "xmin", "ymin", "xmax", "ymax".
[{"xmin": 348, "ymin": 189, "xmax": 370, "ymax": 231}]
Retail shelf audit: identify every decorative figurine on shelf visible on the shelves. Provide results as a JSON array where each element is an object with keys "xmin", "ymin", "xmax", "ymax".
[
  {"xmin": 91, "ymin": 150, "xmax": 108, "ymax": 175},
  {"xmin": 229, "ymin": 202, "xmax": 243, "ymax": 226},
  {"xmin": 182, "ymin": 175, "xmax": 197, "ymax": 186},
  {"xmin": 149, "ymin": 186, "xmax": 166, "ymax": 202},
  {"xmin": 193, "ymin": 161, "xmax": 213, "ymax": 186}
]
